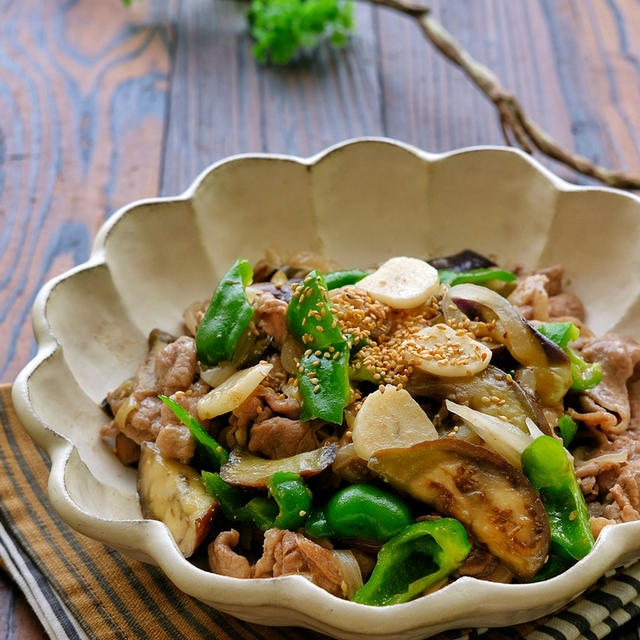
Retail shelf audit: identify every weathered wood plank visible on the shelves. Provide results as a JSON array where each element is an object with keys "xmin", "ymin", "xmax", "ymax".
[
  {"xmin": 160, "ymin": 0, "xmax": 263, "ymax": 195},
  {"xmin": 0, "ymin": 569, "xmax": 47, "ymax": 640},
  {"xmin": 0, "ymin": 0, "xmax": 174, "ymax": 382},
  {"xmin": 12, "ymin": 590, "xmax": 47, "ymax": 640},
  {"xmin": 376, "ymin": 0, "xmax": 640, "ymax": 184},
  {"xmin": 376, "ymin": 1, "xmax": 504, "ymax": 151},
  {"xmin": 257, "ymin": 4, "xmax": 382, "ymax": 156},
  {"xmin": 578, "ymin": 0, "xmax": 640, "ymax": 173},
  {"xmin": 1, "ymin": 2, "xmax": 640, "ymax": 633},
  {"xmin": 161, "ymin": 0, "xmax": 382, "ymax": 196}
]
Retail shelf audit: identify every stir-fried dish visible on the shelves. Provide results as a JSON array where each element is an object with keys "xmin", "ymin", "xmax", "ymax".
[{"xmin": 101, "ymin": 250, "xmax": 640, "ymax": 605}]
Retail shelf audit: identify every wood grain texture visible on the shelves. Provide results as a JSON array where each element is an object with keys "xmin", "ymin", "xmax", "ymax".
[
  {"xmin": 377, "ymin": 0, "xmax": 640, "ymax": 184},
  {"xmin": 0, "ymin": 569, "xmax": 46, "ymax": 639},
  {"xmin": 2, "ymin": 0, "xmax": 639, "ymax": 382},
  {"xmin": 0, "ymin": 0, "xmax": 174, "ymax": 381},
  {"xmin": 160, "ymin": 0, "xmax": 383, "ymax": 195},
  {"xmin": 1, "ymin": 0, "xmax": 640, "ymax": 636}
]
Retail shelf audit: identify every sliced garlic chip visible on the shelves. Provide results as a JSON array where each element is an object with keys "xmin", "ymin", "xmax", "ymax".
[
  {"xmin": 407, "ymin": 323, "xmax": 492, "ymax": 377},
  {"xmin": 197, "ymin": 361, "xmax": 272, "ymax": 419},
  {"xmin": 355, "ymin": 256, "xmax": 439, "ymax": 309},
  {"xmin": 352, "ymin": 385, "xmax": 437, "ymax": 460}
]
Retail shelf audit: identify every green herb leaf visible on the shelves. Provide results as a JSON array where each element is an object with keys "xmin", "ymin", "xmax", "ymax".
[
  {"xmin": 248, "ymin": 0, "xmax": 354, "ymax": 65},
  {"xmin": 159, "ymin": 395, "xmax": 229, "ymax": 471}
]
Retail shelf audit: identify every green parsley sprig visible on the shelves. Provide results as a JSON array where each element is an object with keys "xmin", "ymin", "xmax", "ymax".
[
  {"xmin": 123, "ymin": 0, "xmax": 354, "ymax": 65},
  {"xmin": 248, "ymin": 0, "xmax": 354, "ymax": 64}
]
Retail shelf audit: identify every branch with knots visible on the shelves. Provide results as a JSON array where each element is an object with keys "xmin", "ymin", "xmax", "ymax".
[{"xmin": 367, "ymin": 0, "xmax": 640, "ymax": 190}]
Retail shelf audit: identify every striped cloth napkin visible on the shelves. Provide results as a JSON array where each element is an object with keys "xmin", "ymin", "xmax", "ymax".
[{"xmin": 0, "ymin": 384, "xmax": 639, "ymax": 640}]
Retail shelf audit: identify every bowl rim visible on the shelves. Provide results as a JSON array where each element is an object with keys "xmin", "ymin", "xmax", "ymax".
[{"xmin": 11, "ymin": 137, "xmax": 640, "ymax": 638}]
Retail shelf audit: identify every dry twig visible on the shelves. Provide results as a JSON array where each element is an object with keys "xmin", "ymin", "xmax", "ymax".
[{"xmin": 367, "ymin": 0, "xmax": 640, "ymax": 190}]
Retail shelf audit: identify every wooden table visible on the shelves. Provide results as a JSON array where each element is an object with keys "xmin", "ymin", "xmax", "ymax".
[{"xmin": 1, "ymin": 0, "xmax": 639, "ymax": 637}]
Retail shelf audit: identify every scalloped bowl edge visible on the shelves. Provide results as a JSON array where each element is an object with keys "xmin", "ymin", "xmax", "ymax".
[{"xmin": 11, "ymin": 138, "xmax": 640, "ymax": 640}]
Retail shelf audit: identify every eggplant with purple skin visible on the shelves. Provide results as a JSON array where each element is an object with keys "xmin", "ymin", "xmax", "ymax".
[
  {"xmin": 443, "ymin": 283, "xmax": 572, "ymax": 405},
  {"xmin": 405, "ymin": 364, "xmax": 551, "ymax": 434},
  {"xmin": 246, "ymin": 281, "xmax": 294, "ymax": 303},
  {"xmin": 427, "ymin": 249, "xmax": 496, "ymax": 272}
]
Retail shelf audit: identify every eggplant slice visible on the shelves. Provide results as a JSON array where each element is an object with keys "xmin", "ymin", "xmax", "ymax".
[
  {"xmin": 138, "ymin": 442, "xmax": 218, "ymax": 557},
  {"xmin": 220, "ymin": 443, "xmax": 337, "ymax": 488},
  {"xmin": 405, "ymin": 365, "xmax": 551, "ymax": 434},
  {"xmin": 369, "ymin": 438, "xmax": 550, "ymax": 580},
  {"xmin": 427, "ymin": 250, "xmax": 496, "ymax": 272}
]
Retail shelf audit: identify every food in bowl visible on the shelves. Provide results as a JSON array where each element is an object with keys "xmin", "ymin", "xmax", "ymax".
[{"xmin": 100, "ymin": 249, "xmax": 640, "ymax": 606}]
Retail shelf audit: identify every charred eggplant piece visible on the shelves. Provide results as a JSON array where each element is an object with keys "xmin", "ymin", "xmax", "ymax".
[
  {"xmin": 369, "ymin": 438, "xmax": 550, "ymax": 580},
  {"xmin": 405, "ymin": 365, "xmax": 550, "ymax": 434},
  {"xmin": 246, "ymin": 281, "xmax": 294, "ymax": 303},
  {"xmin": 138, "ymin": 443, "xmax": 218, "ymax": 557},
  {"xmin": 427, "ymin": 249, "xmax": 496, "ymax": 272},
  {"xmin": 115, "ymin": 433, "xmax": 140, "ymax": 466},
  {"xmin": 220, "ymin": 443, "xmax": 337, "ymax": 488}
]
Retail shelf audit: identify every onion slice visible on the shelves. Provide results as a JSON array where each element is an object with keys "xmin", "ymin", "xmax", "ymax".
[
  {"xmin": 198, "ymin": 361, "xmax": 273, "ymax": 419},
  {"xmin": 114, "ymin": 395, "xmax": 138, "ymax": 431},
  {"xmin": 573, "ymin": 449, "xmax": 628, "ymax": 471},
  {"xmin": 445, "ymin": 400, "xmax": 533, "ymax": 468},
  {"xmin": 329, "ymin": 550, "xmax": 364, "ymax": 600},
  {"xmin": 443, "ymin": 283, "xmax": 572, "ymax": 405},
  {"xmin": 199, "ymin": 362, "xmax": 236, "ymax": 388}
]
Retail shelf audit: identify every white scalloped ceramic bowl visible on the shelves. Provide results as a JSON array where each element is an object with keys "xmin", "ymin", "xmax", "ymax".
[{"xmin": 12, "ymin": 139, "xmax": 640, "ymax": 640}]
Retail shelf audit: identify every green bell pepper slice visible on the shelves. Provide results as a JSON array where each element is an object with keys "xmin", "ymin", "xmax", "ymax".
[
  {"xmin": 521, "ymin": 435, "xmax": 594, "ymax": 561},
  {"xmin": 297, "ymin": 343, "xmax": 351, "ymax": 424},
  {"xmin": 242, "ymin": 497, "xmax": 279, "ymax": 530},
  {"xmin": 533, "ymin": 551, "xmax": 573, "ymax": 582},
  {"xmin": 267, "ymin": 471, "xmax": 312, "ymax": 529},
  {"xmin": 323, "ymin": 269, "xmax": 369, "ymax": 290},
  {"xmin": 557, "ymin": 414, "xmax": 578, "ymax": 447},
  {"xmin": 536, "ymin": 322, "xmax": 603, "ymax": 391},
  {"xmin": 306, "ymin": 484, "xmax": 412, "ymax": 543},
  {"xmin": 201, "ymin": 471, "xmax": 248, "ymax": 517},
  {"xmin": 438, "ymin": 267, "xmax": 516, "ymax": 287},
  {"xmin": 196, "ymin": 258, "xmax": 254, "ymax": 366},
  {"xmin": 536, "ymin": 321, "xmax": 579, "ymax": 349},
  {"xmin": 305, "ymin": 507, "xmax": 334, "ymax": 539},
  {"xmin": 287, "ymin": 270, "xmax": 351, "ymax": 425},
  {"xmin": 159, "ymin": 395, "xmax": 229, "ymax": 471},
  {"xmin": 566, "ymin": 347, "xmax": 603, "ymax": 390},
  {"xmin": 202, "ymin": 474, "xmax": 280, "ymax": 531},
  {"xmin": 353, "ymin": 519, "xmax": 471, "ymax": 606},
  {"xmin": 286, "ymin": 270, "xmax": 345, "ymax": 349},
  {"xmin": 202, "ymin": 471, "xmax": 311, "ymax": 532}
]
